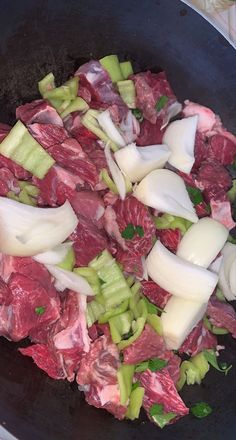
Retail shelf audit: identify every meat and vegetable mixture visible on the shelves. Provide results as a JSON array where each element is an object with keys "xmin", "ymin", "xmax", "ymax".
[{"xmin": 0, "ymin": 54, "xmax": 235, "ymax": 428}]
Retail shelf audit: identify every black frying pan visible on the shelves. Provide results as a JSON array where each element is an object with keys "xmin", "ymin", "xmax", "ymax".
[{"xmin": 0, "ymin": 1, "xmax": 236, "ymax": 439}]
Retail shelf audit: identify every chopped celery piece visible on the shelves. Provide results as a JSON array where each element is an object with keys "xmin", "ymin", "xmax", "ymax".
[
  {"xmin": 129, "ymin": 293, "xmax": 141, "ymax": 320},
  {"xmin": 143, "ymin": 296, "xmax": 164, "ymax": 315},
  {"xmin": 191, "ymin": 352, "xmax": 210, "ymax": 380},
  {"xmin": 203, "ymin": 316, "xmax": 212, "ymax": 331},
  {"xmin": 60, "ymin": 97, "xmax": 89, "ymax": 119},
  {"xmin": 131, "ymin": 281, "xmax": 141, "ymax": 296},
  {"xmin": 154, "ymin": 213, "xmax": 192, "ymax": 235},
  {"xmin": 109, "ymin": 311, "xmax": 133, "ymax": 343},
  {"xmin": 227, "ymin": 179, "xmax": 236, "ymax": 202},
  {"xmin": 120, "ymin": 61, "xmax": 134, "ymax": 80},
  {"xmin": 126, "ymin": 275, "xmax": 135, "ymax": 288},
  {"xmin": 18, "ymin": 182, "xmax": 39, "ymax": 197},
  {"xmin": 7, "ymin": 191, "xmax": 19, "ymax": 202},
  {"xmin": 64, "ymin": 77, "xmax": 79, "ymax": 100},
  {"xmin": 87, "ymin": 300, "xmax": 105, "ymax": 327},
  {"xmin": 99, "ymin": 55, "xmax": 124, "ymax": 83},
  {"xmin": 126, "ymin": 386, "xmax": 144, "ymax": 420},
  {"xmin": 100, "ymin": 169, "xmax": 119, "ymax": 194},
  {"xmin": 117, "ymin": 364, "xmax": 134, "ymax": 405},
  {"xmin": 137, "ymin": 298, "xmax": 148, "ymax": 320},
  {"xmin": 176, "ymin": 360, "xmax": 201, "ymax": 391},
  {"xmin": 58, "ymin": 247, "xmax": 75, "ymax": 272},
  {"xmin": 98, "ymin": 299, "xmax": 129, "ymax": 324},
  {"xmin": 146, "ymin": 313, "xmax": 163, "ymax": 335},
  {"xmin": 38, "ymin": 72, "xmax": 55, "ymax": 96},
  {"xmin": 89, "ymin": 250, "xmax": 132, "ymax": 309},
  {"xmin": 82, "ymin": 111, "xmax": 118, "ymax": 152},
  {"xmin": 215, "ymin": 287, "xmax": 226, "ymax": 302},
  {"xmin": 117, "ymin": 80, "xmax": 136, "ymax": 109},
  {"xmin": 94, "ymin": 293, "xmax": 105, "ymax": 306},
  {"xmin": 19, "ymin": 189, "xmax": 36, "ymax": 206},
  {"xmin": 0, "ymin": 121, "xmax": 55, "ymax": 179},
  {"xmin": 74, "ymin": 267, "xmax": 101, "ymax": 295},
  {"xmin": 118, "ymin": 317, "xmax": 145, "ymax": 350},
  {"xmin": 56, "ymin": 100, "xmax": 71, "ymax": 115},
  {"xmin": 211, "ymin": 326, "xmax": 229, "ymax": 335}
]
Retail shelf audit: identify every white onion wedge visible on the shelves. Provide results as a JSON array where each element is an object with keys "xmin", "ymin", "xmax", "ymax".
[
  {"xmin": 33, "ymin": 242, "xmax": 73, "ymax": 265},
  {"xmin": 161, "ymin": 101, "xmax": 182, "ymax": 130},
  {"xmin": 163, "ymin": 115, "xmax": 198, "ymax": 173},
  {"xmin": 97, "ymin": 110, "xmax": 126, "ymax": 147},
  {"xmin": 133, "ymin": 169, "xmax": 198, "ymax": 223},
  {"xmin": 218, "ymin": 243, "xmax": 236, "ymax": 300},
  {"xmin": 0, "ymin": 198, "xmax": 78, "ymax": 257},
  {"xmin": 114, "ymin": 143, "xmax": 170, "ymax": 183},
  {"xmin": 177, "ymin": 218, "xmax": 228, "ymax": 268},
  {"xmin": 146, "ymin": 240, "xmax": 218, "ymax": 303},
  {"xmin": 161, "ymin": 295, "xmax": 207, "ymax": 350},
  {"xmin": 45, "ymin": 264, "xmax": 94, "ymax": 296},
  {"xmin": 105, "ymin": 143, "xmax": 126, "ymax": 200}
]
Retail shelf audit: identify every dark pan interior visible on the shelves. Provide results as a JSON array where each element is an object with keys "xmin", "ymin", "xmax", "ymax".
[{"xmin": 0, "ymin": 1, "xmax": 236, "ymax": 439}]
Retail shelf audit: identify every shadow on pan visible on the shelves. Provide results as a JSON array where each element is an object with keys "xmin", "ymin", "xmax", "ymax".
[{"xmin": 0, "ymin": 1, "xmax": 236, "ymax": 439}]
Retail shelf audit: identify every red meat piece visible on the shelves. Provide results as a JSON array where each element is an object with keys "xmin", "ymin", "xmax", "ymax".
[
  {"xmin": 48, "ymin": 138, "xmax": 98, "ymax": 187},
  {"xmin": 157, "ymin": 229, "xmax": 181, "ymax": 253},
  {"xmin": 0, "ymin": 254, "xmax": 52, "ymax": 288},
  {"xmin": 19, "ymin": 344, "xmax": 65, "ymax": 380},
  {"xmin": 0, "ymin": 168, "xmax": 19, "ymax": 196},
  {"xmin": 70, "ymin": 190, "xmax": 105, "ymax": 229},
  {"xmin": 16, "ymin": 99, "xmax": 63, "ymax": 126},
  {"xmin": 0, "ymin": 123, "xmax": 11, "ymax": 142},
  {"xmin": 179, "ymin": 321, "xmax": 217, "ymax": 357},
  {"xmin": 196, "ymin": 161, "xmax": 231, "ymax": 202},
  {"xmin": 71, "ymin": 216, "xmax": 108, "ymax": 267},
  {"xmin": 28, "ymin": 123, "xmax": 69, "ymax": 149},
  {"xmin": 77, "ymin": 137, "xmax": 107, "ymax": 174},
  {"xmin": 0, "ymin": 273, "xmax": 60, "ymax": 341},
  {"xmin": 116, "ymin": 250, "xmax": 143, "ymax": 278},
  {"xmin": 0, "ymin": 277, "xmax": 12, "ymax": 306},
  {"xmin": 136, "ymin": 118, "xmax": 164, "ymax": 146},
  {"xmin": 123, "ymin": 324, "xmax": 166, "ymax": 364},
  {"xmin": 0, "ymin": 154, "xmax": 30, "ymax": 180},
  {"xmin": 33, "ymin": 165, "xmax": 83, "ymax": 207},
  {"xmin": 113, "ymin": 196, "xmax": 156, "ymax": 257},
  {"xmin": 192, "ymin": 131, "xmax": 208, "ymax": 170},
  {"xmin": 207, "ymin": 296, "xmax": 236, "ymax": 338},
  {"xmin": 209, "ymin": 134, "xmax": 236, "ymax": 165},
  {"xmin": 210, "ymin": 197, "xmax": 235, "ymax": 230},
  {"xmin": 131, "ymin": 71, "xmax": 176, "ymax": 124},
  {"xmin": 76, "ymin": 335, "xmax": 127, "ymax": 420},
  {"xmin": 141, "ymin": 280, "xmax": 171, "ymax": 308},
  {"xmin": 140, "ymin": 370, "xmax": 189, "ymax": 424}
]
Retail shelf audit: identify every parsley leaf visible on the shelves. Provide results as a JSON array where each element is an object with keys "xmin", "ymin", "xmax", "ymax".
[
  {"xmin": 203, "ymin": 349, "xmax": 232, "ymax": 375},
  {"xmin": 156, "ymin": 95, "xmax": 168, "ymax": 112},
  {"xmin": 35, "ymin": 306, "xmax": 45, "ymax": 315},
  {"xmin": 150, "ymin": 404, "xmax": 176, "ymax": 428},
  {"xmin": 143, "ymin": 296, "xmax": 164, "ymax": 315},
  {"xmin": 136, "ymin": 225, "xmax": 144, "ymax": 237},
  {"xmin": 131, "ymin": 381, "xmax": 141, "ymax": 391},
  {"xmin": 191, "ymin": 402, "xmax": 212, "ymax": 419},
  {"xmin": 135, "ymin": 358, "xmax": 168, "ymax": 373},
  {"xmin": 132, "ymin": 108, "xmax": 143, "ymax": 122},
  {"xmin": 186, "ymin": 186, "xmax": 203, "ymax": 205},
  {"xmin": 121, "ymin": 223, "xmax": 136, "ymax": 239}
]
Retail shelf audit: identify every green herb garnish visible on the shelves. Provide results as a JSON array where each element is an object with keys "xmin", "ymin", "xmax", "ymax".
[
  {"xmin": 131, "ymin": 381, "xmax": 141, "ymax": 391},
  {"xmin": 156, "ymin": 95, "xmax": 168, "ymax": 112},
  {"xmin": 150, "ymin": 403, "xmax": 176, "ymax": 428},
  {"xmin": 135, "ymin": 358, "xmax": 168, "ymax": 373},
  {"xmin": 143, "ymin": 296, "xmax": 164, "ymax": 315},
  {"xmin": 121, "ymin": 223, "xmax": 136, "ymax": 239},
  {"xmin": 136, "ymin": 225, "xmax": 144, "ymax": 237},
  {"xmin": 190, "ymin": 402, "xmax": 212, "ymax": 419},
  {"xmin": 35, "ymin": 306, "xmax": 45, "ymax": 315},
  {"xmin": 186, "ymin": 186, "xmax": 203, "ymax": 205},
  {"xmin": 132, "ymin": 108, "xmax": 143, "ymax": 122},
  {"xmin": 203, "ymin": 349, "xmax": 232, "ymax": 375}
]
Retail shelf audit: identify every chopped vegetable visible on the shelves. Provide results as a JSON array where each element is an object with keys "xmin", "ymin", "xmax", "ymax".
[
  {"xmin": 132, "ymin": 108, "xmax": 143, "ymax": 122},
  {"xmin": 60, "ymin": 97, "xmax": 89, "ymax": 119},
  {"xmin": 0, "ymin": 121, "xmax": 55, "ymax": 179},
  {"xmin": 0, "ymin": 198, "xmax": 78, "ymax": 257},
  {"xmin": 203, "ymin": 350, "xmax": 232, "ymax": 375},
  {"xmin": 38, "ymin": 72, "xmax": 55, "ymax": 96},
  {"xmin": 86, "ymin": 300, "xmax": 105, "ymax": 327},
  {"xmin": 146, "ymin": 314, "xmax": 163, "ymax": 335},
  {"xmin": 35, "ymin": 306, "xmax": 45, "ymax": 315},
  {"xmin": 109, "ymin": 311, "xmax": 133, "ymax": 343},
  {"xmin": 121, "ymin": 223, "xmax": 136, "ymax": 239},
  {"xmin": 98, "ymin": 299, "xmax": 129, "ymax": 324},
  {"xmin": 154, "ymin": 213, "xmax": 192, "ymax": 235},
  {"xmin": 45, "ymin": 264, "xmax": 94, "ymax": 296},
  {"xmin": 117, "ymin": 364, "xmax": 134, "ymax": 405},
  {"xmin": 156, "ymin": 95, "xmax": 168, "ymax": 112},
  {"xmin": 99, "ymin": 55, "xmax": 124, "ymax": 82},
  {"xmin": 44, "ymin": 77, "xmax": 79, "ymax": 101},
  {"xmin": 190, "ymin": 402, "xmax": 212, "ymax": 419},
  {"xmin": 33, "ymin": 242, "xmax": 73, "ymax": 266},
  {"xmin": 150, "ymin": 403, "xmax": 176, "ymax": 429},
  {"xmin": 117, "ymin": 80, "xmax": 136, "ymax": 108},
  {"xmin": 186, "ymin": 185, "xmax": 204, "ymax": 206},
  {"xmin": 58, "ymin": 247, "xmax": 76, "ymax": 272},
  {"xmin": 126, "ymin": 386, "xmax": 144, "ymax": 420},
  {"xmin": 118, "ymin": 317, "xmax": 146, "ymax": 350},
  {"xmin": 97, "ymin": 110, "xmax": 126, "ymax": 147},
  {"xmin": 135, "ymin": 358, "xmax": 168, "ymax": 373},
  {"xmin": 104, "ymin": 144, "xmax": 126, "ymax": 200},
  {"xmin": 82, "ymin": 110, "xmax": 118, "ymax": 152},
  {"xmin": 120, "ymin": 61, "xmax": 134, "ymax": 79}
]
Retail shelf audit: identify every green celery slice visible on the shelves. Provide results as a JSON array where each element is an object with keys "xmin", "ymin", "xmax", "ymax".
[
  {"xmin": 18, "ymin": 189, "xmax": 36, "ymax": 206},
  {"xmin": 98, "ymin": 299, "xmax": 129, "ymax": 324},
  {"xmin": 117, "ymin": 364, "xmax": 135, "ymax": 405},
  {"xmin": 118, "ymin": 317, "xmax": 145, "ymax": 350},
  {"xmin": 82, "ymin": 110, "xmax": 118, "ymax": 152},
  {"xmin": 117, "ymin": 80, "xmax": 136, "ymax": 108},
  {"xmin": 38, "ymin": 72, "xmax": 55, "ymax": 96},
  {"xmin": 58, "ymin": 248, "xmax": 75, "ymax": 272},
  {"xmin": 146, "ymin": 313, "xmax": 163, "ymax": 335},
  {"xmin": 109, "ymin": 311, "xmax": 133, "ymax": 343},
  {"xmin": 74, "ymin": 266, "xmax": 101, "ymax": 295},
  {"xmin": 64, "ymin": 77, "xmax": 79, "ymax": 100},
  {"xmin": 0, "ymin": 121, "xmax": 55, "ymax": 179},
  {"xmin": 86, "ymin": 300, "xmax": 105, "ymax": 327},
  {"xmin": 191, "ymin": 352, "xmax": 210, "ymax": 380},
  {"xmin": 120, "ymin": 61, "xmax": 134, "ymax": 80},
  {"xmin": 60, "ymin": 97, "xmax": 89, "ymax": 119},
  {"xmin": 100, "ymin": 55, "xmax": 124, "ymax": 82},
  {"xmin": 126, "ymin": 387, "xmax": 144, "ymax": 420}
]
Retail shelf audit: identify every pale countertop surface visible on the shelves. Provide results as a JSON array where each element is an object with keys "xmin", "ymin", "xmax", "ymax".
[{"xmin": 0, "ymin": 1, "xmax": 235, "ymax": 440}]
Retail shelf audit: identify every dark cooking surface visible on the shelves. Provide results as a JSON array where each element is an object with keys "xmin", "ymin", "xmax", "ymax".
[{"xmin": 0, "ymin": 1, "xmax": 236, "ymax": 439}]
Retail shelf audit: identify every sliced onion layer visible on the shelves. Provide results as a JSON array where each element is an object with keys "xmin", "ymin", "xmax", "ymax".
[
  {"xmin": 0, "ymin": 198, "xmax": 78, "ymax": 257},
  {"xmin": 105, "ymin": 144, "xmax": 126, "ymax": 200},
  {"xmin": 33, "ymin": 242, "xmax": 73, "ymax": 265},
  {"xmin": 45, "ymin": 264, "xmax": 94, "ymax": 296}
]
